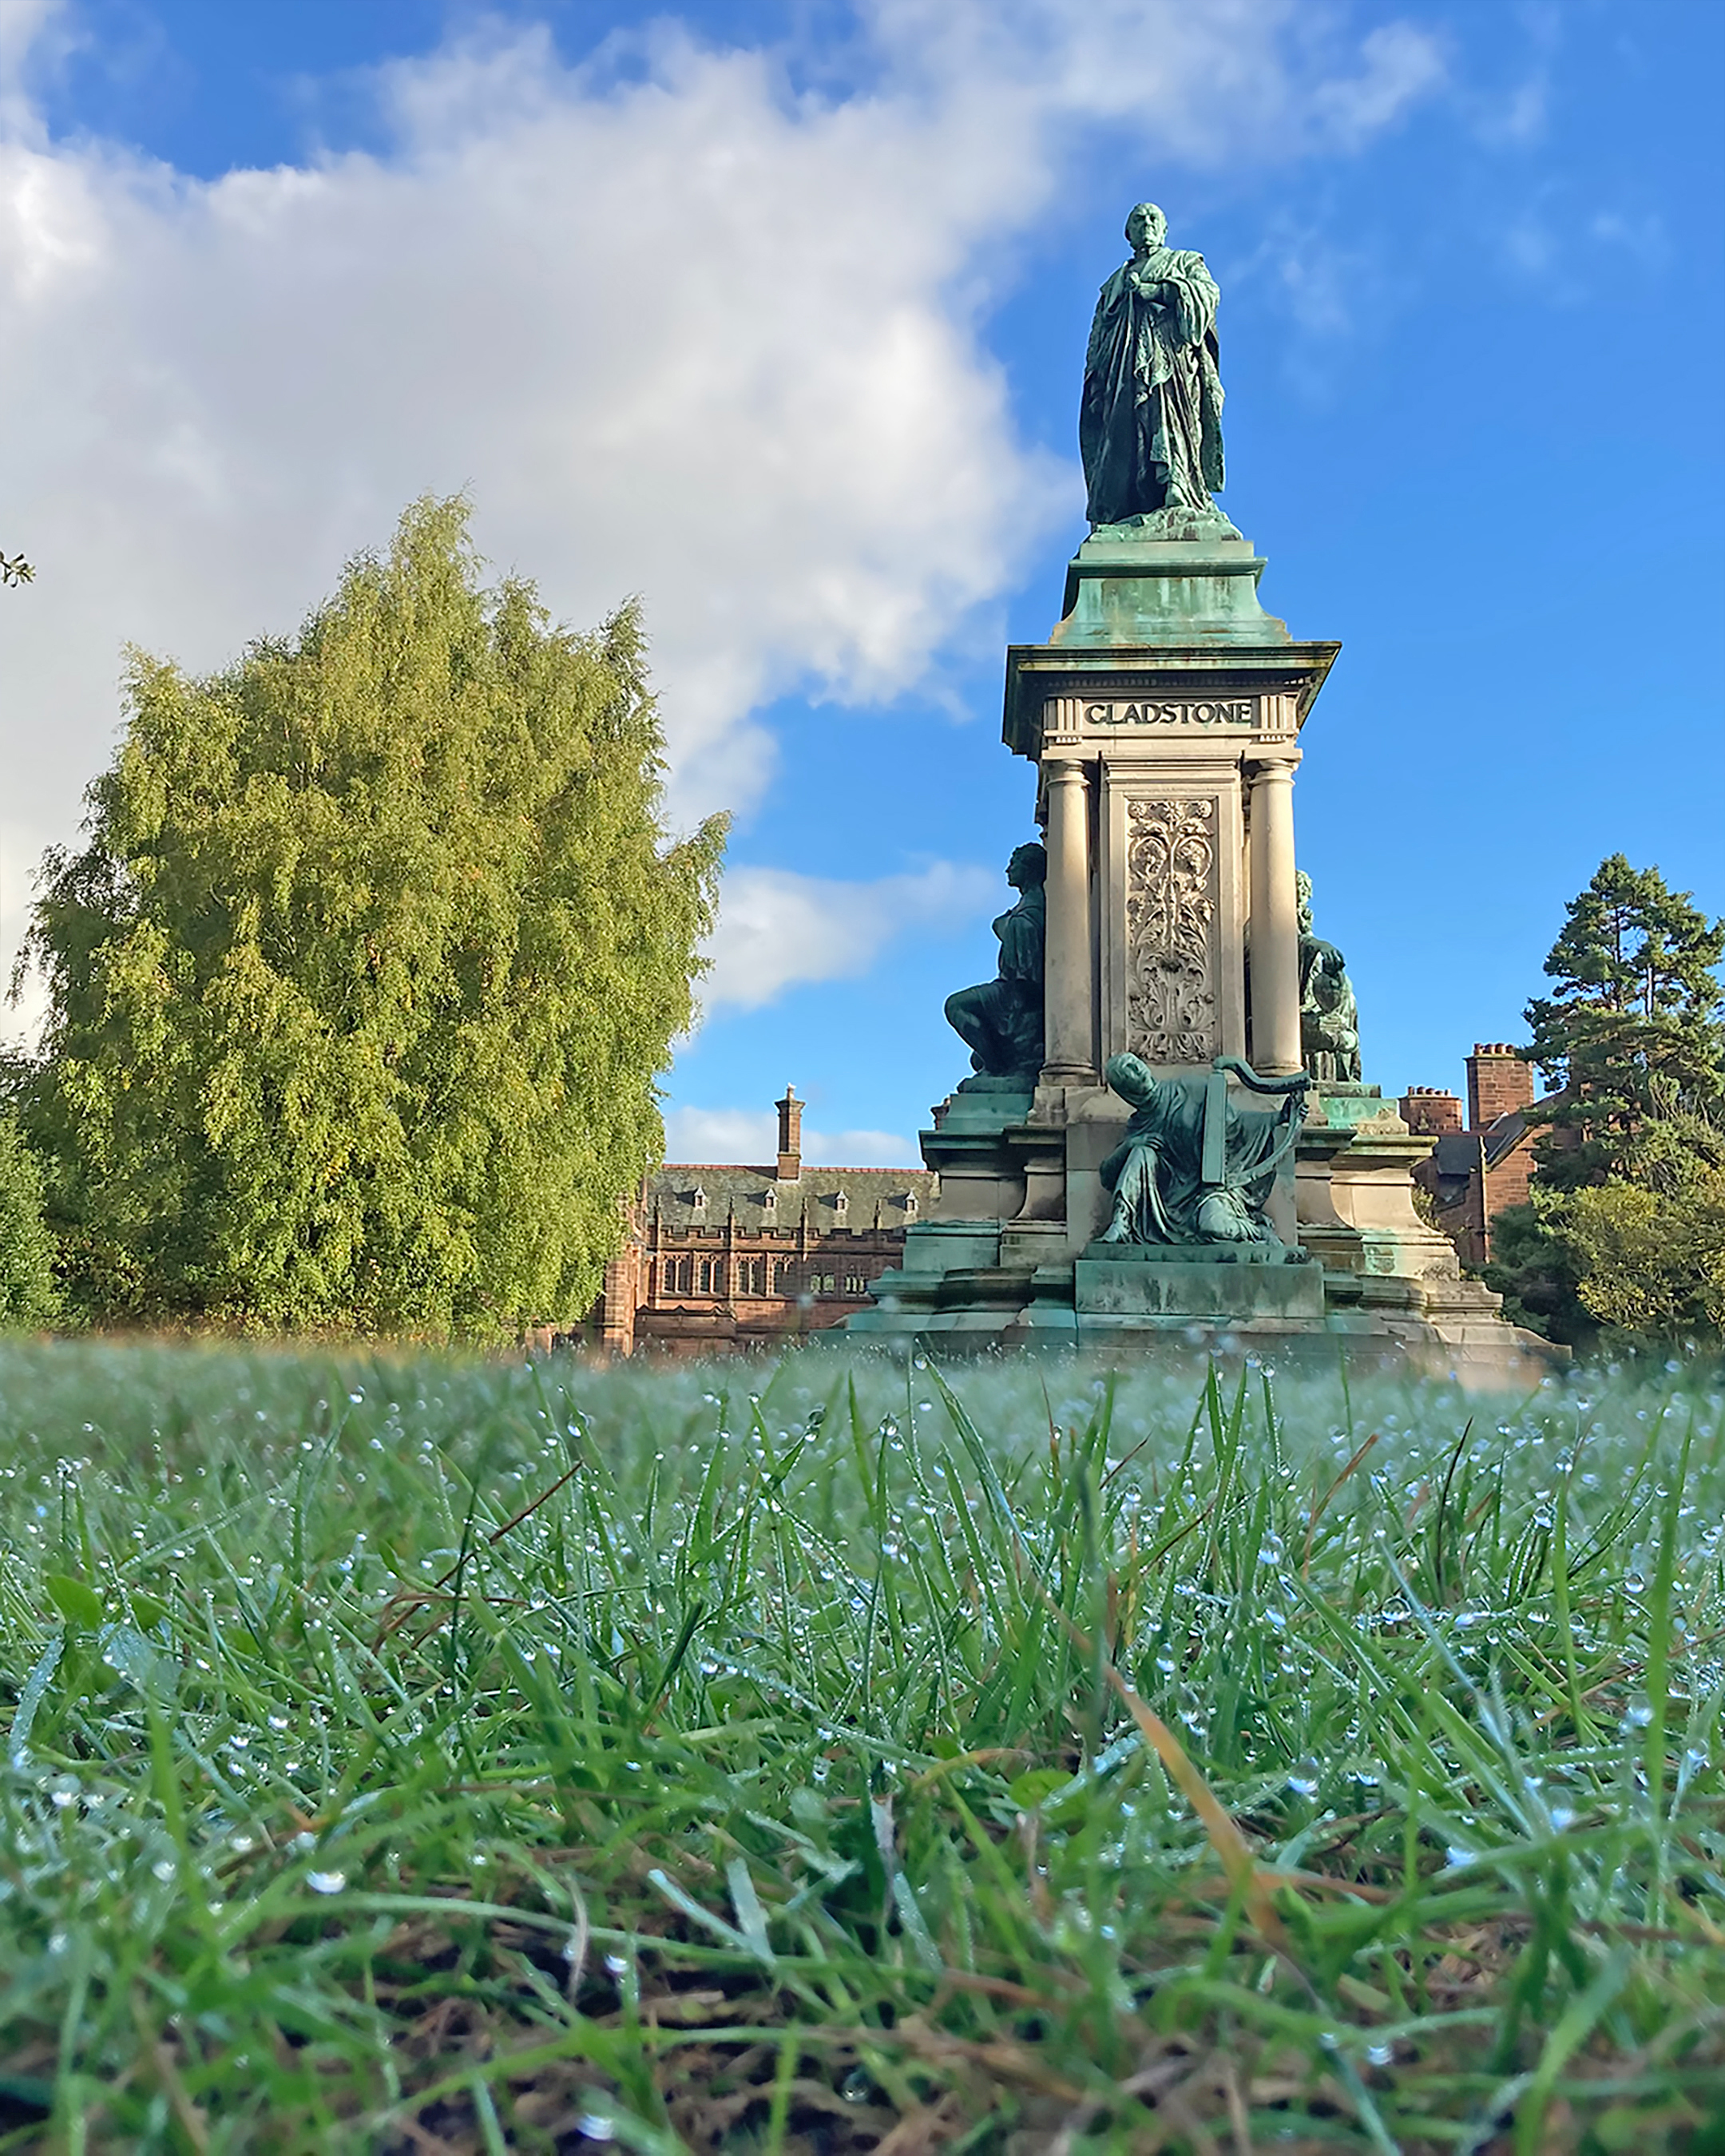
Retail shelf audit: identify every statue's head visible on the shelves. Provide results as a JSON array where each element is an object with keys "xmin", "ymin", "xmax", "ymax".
[
  {"xmin": 1295, "ymin": 869, "xmax": 1315, "ymax": 934},
  {"xmin": 1125, "ymin": 202, "xmax": 1168, "ymax": 252},
  {"xmin": 1104, "ymin": 1052, "xmax": 1160, "ymax": 1109},
  {"xmin": 1006, "ymin": 842, "xmax": 1047, "ymax": 890}
]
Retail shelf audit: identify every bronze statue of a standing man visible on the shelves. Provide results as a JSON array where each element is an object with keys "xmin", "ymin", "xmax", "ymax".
[{"xmin": 1080, "ymin": 203, "xmax": 1226, "ymax": 529}]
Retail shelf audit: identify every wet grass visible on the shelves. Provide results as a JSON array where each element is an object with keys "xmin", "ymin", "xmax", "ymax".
[{"xmin": 0, "ymin": 1340, "xmax": 1723, "ymax": 2153}]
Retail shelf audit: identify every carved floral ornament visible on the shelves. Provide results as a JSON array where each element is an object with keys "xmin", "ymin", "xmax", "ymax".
[{"xmin": 1125, "ymin": 796, "xmax": 1219, "ymax": 1064}]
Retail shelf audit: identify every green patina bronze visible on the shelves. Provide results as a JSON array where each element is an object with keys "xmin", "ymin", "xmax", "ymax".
[
  {"xmin": 1298, "ymin": 873, "xmax": 1362, "ymax": 1084},
  {"xmin": 944, "ymin": 843, "xmax": 1046, "ymax": 1081},
  {"xmin": 1096, "ymin": 1053, "xmax": 1309, "ymax": 1253},
  {"xmin": 1081, "ymin": 203, "xmax": 1226, "ymax": 531}
]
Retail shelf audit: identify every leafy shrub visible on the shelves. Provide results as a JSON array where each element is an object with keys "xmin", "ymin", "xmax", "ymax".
[{"xmin": 0, "ymin": 1114, "xmax": 59, "ymax": 1329}]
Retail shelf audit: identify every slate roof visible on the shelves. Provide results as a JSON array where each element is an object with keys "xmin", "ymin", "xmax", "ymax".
[
  {"xmin": 648, "ymin": 1162, "xmax": 934, "ymax": 1235},
  {"xmin": 1479, "ymin": 1108, "xmax": 1529, "ymax": 1167},
  {"xmin": 1425, "ymin": 1100, "xmax": 1554, "ymax": 1207},
  {"xmin": 1429, "ymin": 1132, "xmax": 1482, "ymax": 1182}
]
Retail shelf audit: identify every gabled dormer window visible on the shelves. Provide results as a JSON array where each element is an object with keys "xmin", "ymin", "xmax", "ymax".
[{"xmin": 691, "ymin": 1187, "xmax": 708, "ymax": 1213}]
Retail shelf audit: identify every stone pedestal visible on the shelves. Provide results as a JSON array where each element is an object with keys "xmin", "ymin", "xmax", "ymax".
[
  {"xmin": 841, "ymin": 525, "xmax": 1560, "ymax": 1386},
  {"xmin": 1006, "ymin": 532, "xmax": 1334, "ymax": 1096},
  {"xmin": 1002, "ymin": 525, "xmax": 1335, "ymax": 1268},
  {"xmin": 1076, "ymin": 1247, "xmax": 1325, "ymax": 1327}
]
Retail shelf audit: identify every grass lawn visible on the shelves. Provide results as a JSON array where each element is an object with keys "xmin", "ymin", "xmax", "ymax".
[{"xmin": 0, "ymin": 1341, "xmax": 1722, "ymax": 2153}]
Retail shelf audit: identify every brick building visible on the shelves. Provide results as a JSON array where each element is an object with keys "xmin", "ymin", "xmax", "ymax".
[
  {"xmin": 1402, "ymin": 1044, "xmax": 1558, "ymax": 1268},
  {"xmin": 585, "ymin": 1088, "xmax": 935, "ymax": 1355}
]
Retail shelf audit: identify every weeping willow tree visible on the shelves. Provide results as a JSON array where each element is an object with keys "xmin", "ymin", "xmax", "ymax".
[{"xmin": 21, "ymin": 498, "xmax": 724, "ymax": 1339}]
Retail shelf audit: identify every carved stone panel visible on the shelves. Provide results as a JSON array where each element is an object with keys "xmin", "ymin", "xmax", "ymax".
[{"xmin": 1124, "ymin": 796, "xmax": 1220, "ymax": 1064}]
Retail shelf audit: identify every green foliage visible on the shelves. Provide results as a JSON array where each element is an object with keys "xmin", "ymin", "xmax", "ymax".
[
  {"xmin": 0, "ymin": 1343, "xmax": 1721, "ymax": 2149},
  {"xmin": 1497, "ymin": 858, "xmax": 1725, "ymax": 1346},
  {"xmin": 19, "ymin": 497, "xmax": 724, "ymax": 1339},
  {"xmin": 1482, "ymin": 1196, "xmax": 1594, "ymax": 1348},
  {"xmin": 1564, "ymin": 1097, "xmax": 1725, "ymax": 1343},
  {"xmin": 1524, "ymin": 852, "xmax": 1725, "ymax": 1191},
  {"xmin": 0, "ymin": 1112, "xmax": 60, "ymax": 1329},
  {"xmin": 1, "ymin": 549, "xmax": 33, "ymax": 586}
]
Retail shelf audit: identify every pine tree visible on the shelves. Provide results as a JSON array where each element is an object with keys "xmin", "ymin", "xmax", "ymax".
[
  {"xmin": 20, "ymin": 498, "xmax": 724, "ymax": 1339},
  {"xmin": 1524, "ymin": 853, "xmax": 1725, "ymax": 1190},
  {"xmin": 1490, "ymin": 858, "xmax": 1725, "ymax": 1345}
]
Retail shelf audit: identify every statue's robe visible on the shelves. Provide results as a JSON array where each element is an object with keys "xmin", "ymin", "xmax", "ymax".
[
  {"xmin": 1099, "ymin": 1064, "xmax": 1293, "ymax": 1245},
  {"xmin": 944, "ymin": 886, "xmax": 1045, "ymax": 1077},
  {"xmin": 1299, "ymin": 936, "xmax": 1362, "ymax": 1084},
  {"xmin": 1080, "ymin": 244, "xmax": 1224, "ymax": 526}
]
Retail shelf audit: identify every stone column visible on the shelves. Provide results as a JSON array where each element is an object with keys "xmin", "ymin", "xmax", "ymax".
[
  {"xmin": 1247, "ymin": 755, "xmax": 1302, "ymax": 1076},
  {"xmin": 1041, "ymin": 756, "xmax": 1094, "ymax": 1080}
]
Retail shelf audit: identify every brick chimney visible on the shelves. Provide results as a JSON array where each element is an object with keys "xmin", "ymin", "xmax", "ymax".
[
  {"xmin": 1466, "ymin": 1044, "xmax": 1534, "ymax": 1131},
  {"xmin": 1400, "ymin": 1086, "xmax": 1464, "ymax": 1137},
  {"xmin": 775, "ymin": 1085, "xmax": 803, "ymax": 1182}
]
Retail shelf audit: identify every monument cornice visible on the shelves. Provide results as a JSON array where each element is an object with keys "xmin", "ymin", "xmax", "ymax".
[{"xmin": 1002, "ymin": 640, "xmax": 1341, "ymax": 760}]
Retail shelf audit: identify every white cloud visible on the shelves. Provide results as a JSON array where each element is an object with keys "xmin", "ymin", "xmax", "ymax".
[
  {"xmin": 810, "ymin": 1124, "xmax": 919, "ymax": 1166},
  {"xmin": 1308, "ymin": 23, "xmax": 1446, "ymax": 152},
  {"xmin": 663, "ymin": 1106, "xmax": 777, "ymax": 1161},
  {"xmin": 664, "ymin": 1103, "xmax": 916, "ymax": 1166},
  {"xmin": 0, "ymin": 0, "xmax": 1445, "ymax": 994},
  {"xmin": 700, "ymin": 860, "xmax": 996, "ymax": 1013}
]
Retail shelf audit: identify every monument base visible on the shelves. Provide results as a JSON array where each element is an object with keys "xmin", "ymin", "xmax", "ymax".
[
  {"xmin": 1076, "ymin": 1250, "xmax": 1326, "ymax": 1322},
  {"xmin": 837, "ymin": 1079, "xmax": 1562, "ymax": 1389}
]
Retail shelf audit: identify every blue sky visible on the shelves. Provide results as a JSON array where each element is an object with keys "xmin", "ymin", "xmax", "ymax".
[{"xmin": 2, "ymin": 0, "xmax": 1720, "ymax": 1165}]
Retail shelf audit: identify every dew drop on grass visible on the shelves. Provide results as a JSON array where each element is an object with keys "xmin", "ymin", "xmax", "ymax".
[
  {"xmin": 577, "ymin": 2116, "xmax": 616, "ymax": 2142},
  {"xmin": 307, "ymin": 1871, "xmax": 347, "ymax": 1895},
  {"xmin": 1366, "ymin": 2043, "xmax": 1393, "ymax": 2067},
  {"xmin": 152, "ymin": 1860, "xmax": 176, "ymax": 1881},
  {"xmin": 603, "ymin": 1953, "xmax": 629, "ymax": 1976}
]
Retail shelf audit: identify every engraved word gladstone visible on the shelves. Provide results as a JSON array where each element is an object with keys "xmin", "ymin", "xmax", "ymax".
[{"xmin": 1084, "ymin": 697, "xmax": 1255, "ymax": 727}]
